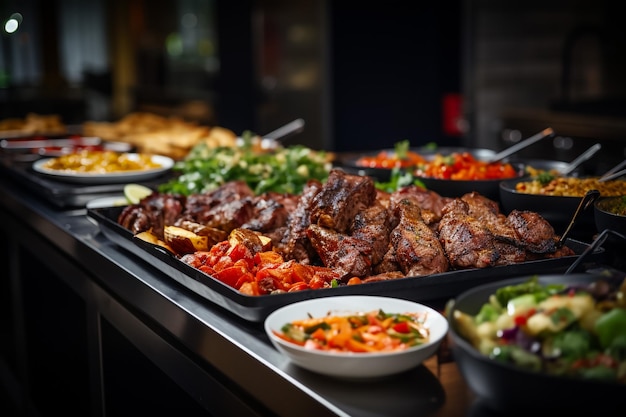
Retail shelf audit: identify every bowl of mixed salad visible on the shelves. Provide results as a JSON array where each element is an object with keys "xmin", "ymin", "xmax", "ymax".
[
  {"xmin": 264, "ymin": 295, "xmax": 448, "ymax": 379},
  {"xmin": 447, "ymin": 273, "xmax": 626, "ymax": 414}
]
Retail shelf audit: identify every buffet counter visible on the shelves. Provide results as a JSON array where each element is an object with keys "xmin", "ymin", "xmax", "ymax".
[{"xmin": 0, "ymin": 171, "xmax": 482, "ymax": 416}]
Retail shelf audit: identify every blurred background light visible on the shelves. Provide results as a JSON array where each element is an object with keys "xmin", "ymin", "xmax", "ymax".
[{"xmin": 4, "ymin": 13, "xmax": 23, "ymax": 34}]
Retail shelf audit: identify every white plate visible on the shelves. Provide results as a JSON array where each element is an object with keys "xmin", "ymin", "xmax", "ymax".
[
  {"xmin": 86, "ymin": 196, "xmax": 128, "ymax": 209},
  {"xmin": 32, "ymin": 154, "xmax": 174, "ymax": 184},
  {"xmin": 264, "ymin": 295, "xmax": 448, "ymax": 379}
]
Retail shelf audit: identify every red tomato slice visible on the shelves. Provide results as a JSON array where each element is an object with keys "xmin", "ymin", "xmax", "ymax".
[{"xmin": 215, "ymin": 265, "xmax": 248, "ymax": 287}]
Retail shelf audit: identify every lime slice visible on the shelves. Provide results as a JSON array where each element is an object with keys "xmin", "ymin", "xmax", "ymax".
[{"xmin": 124, "ymin": 183, "xmax": 153, "ymax": 204}]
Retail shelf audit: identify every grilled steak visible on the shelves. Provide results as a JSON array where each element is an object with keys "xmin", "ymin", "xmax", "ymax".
[
  {"xmin": 438, "ymin": 198, "xmax": 500, "ymax": 269},
  {"xmin": 241, "ymin": 193, "xmax": 291, "ymax": 233},
  {"xmin": 309, "ymin": 169, "xmax": 376, "ymax": 233},
  {"xmin": 506, "ymin": 209, "xmax": 559, "ymax": 254},
  {"xmin": 279, "ymin": 179, "xmax": 323, "ymax": 264},
  {"xmin": 380, "ymin": 197, "xmax": 449, "ymax": 276},
  {"xmin": 307, "ymin": 224, "xmax": 373, "ymax": 279},
  {"xmin": 117, "ymin": 193, "xmax": 185, "ymax": 238},
  {"xmin": 390, "ymin": 184, "xmax": 453, "ymax": 226},
  {"xmin": 460, "ymin": 192, "xmax": 559, "ymax": 256},
  {"xmin": 350, "ymin": 201, "xmax": 393, "ymax": 265}
]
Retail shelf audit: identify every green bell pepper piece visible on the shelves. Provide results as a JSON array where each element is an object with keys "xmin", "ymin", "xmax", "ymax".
[{"xmin": 594, "ymin": 308, "xmax": 626, "ymax": 349}]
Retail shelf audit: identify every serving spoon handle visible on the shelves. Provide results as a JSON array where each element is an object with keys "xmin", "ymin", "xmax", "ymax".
[
  {"xmin": 487, "ymin": 127, "xmax": 554, "ymax": 163},
  {"xmin": 598, "ymin": 159, "xmax": 626, "ymax": 182},
  {"xmin": 559, "ymin": 143, "xmax": 602, "ymax": 176},
  {"xmin": 558, "ymin": 189, "xmax": 601, "ymax": 246}
]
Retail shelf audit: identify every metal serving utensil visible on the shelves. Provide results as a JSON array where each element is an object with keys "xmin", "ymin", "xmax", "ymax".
[
  {"xmin": 598, "ymin": 159, "xmax": 626, "ymax": 182},
  {"xmin": 263, "ymin": 118, "xmax": 305, "ymax": 143},
  {"xmin": 236, "ymin": 118, "xmax": 305, "ymax": 150},
  {"xmin": 565, "ymin": 229, "xmax": 626, "ymax": 274},
  {"xmin": 487, "ymin": 127, "xmax": 554, "ymax": 163},
  {"xmin": 559, "ymin": 143, "xmax": 602, "ymax": 176},
  {"xmin": 558, "ymin": 189, "xmax": 601, "ymax": 246}
]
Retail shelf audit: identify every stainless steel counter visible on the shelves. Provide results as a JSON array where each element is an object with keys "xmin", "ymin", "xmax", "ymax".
[{"xmin": 0, "ymin": 174, "xmax": 477, "ymax": 416}]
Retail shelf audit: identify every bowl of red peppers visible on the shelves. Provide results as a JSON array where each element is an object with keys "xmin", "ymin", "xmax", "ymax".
[
  {"xmin": 411, "ymin": 151, "xmax": 524, "ymax": 200},
  {"xmin": 341, "ymin": 141, "xmax": 524, "ymax": 200}
]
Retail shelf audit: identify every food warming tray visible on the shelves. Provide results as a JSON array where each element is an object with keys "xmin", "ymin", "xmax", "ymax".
[
  {"xmin": 88, "ymin": 206, "xmax": 604, "ymax": 322},
  {"xmin": 0, "ymin": 156, "xmax": 172, "ymax": 208}
]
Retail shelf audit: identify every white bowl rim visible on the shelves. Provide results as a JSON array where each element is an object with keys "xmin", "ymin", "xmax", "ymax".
[{"xmin": 264, "ymin": 295, "xmax": 448, "ymax": 358}]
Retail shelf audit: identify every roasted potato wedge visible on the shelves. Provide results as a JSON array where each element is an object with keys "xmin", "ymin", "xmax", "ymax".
[
  {"xmin": 164, "ymin": 225, "xmax": 209, "ymax": 254},
  {"xmin": 174, "ymin": 220, "xmax": 228, "ymax": 247},
  {"xmin": 135, "ymin": 230, "xmax": 174, "ymax": 253},
  {"xmin": 228, "ymin": 228, "xmax": 273, "ymax": 253}
]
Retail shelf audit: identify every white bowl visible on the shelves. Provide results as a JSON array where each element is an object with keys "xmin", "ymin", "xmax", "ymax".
[{"xmin": 264, "ymin": 295, "xmax": 448, "ymax": 379}]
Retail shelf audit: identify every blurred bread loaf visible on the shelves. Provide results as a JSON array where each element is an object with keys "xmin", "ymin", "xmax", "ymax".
[
  {"xmin": 0, "ymin": 113, "xmax": 66, "ymax": 135},
  {"xmin": 83, "ymin": 112, "xmax": 237, "ymax": 160}
]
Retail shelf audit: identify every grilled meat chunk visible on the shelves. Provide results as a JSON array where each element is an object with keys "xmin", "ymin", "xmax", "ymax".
[
  {"xmin": 460, "ymin": 192, "xmax": 560, "ymax": 255},
  {"xmin": 460, "ymin": 192, "xmax": 518, "ymax": 241},
  {"xmin": 382, "ymin": 197, "xmax": 449, "ymax": 276},
  {"xmin": 309, "ymin": 169, "xmax": 376, "ymax": 233},
  {"xmin": 182, "ymin": 181, "xmax": 256, "ymax": 231},
  {"xmin": 117, "ymin": 193, "xmax": 185, "ymax": 238},
  {"xmin": 241, "ymin": 193, "xmax": 291, "ymax": 233},
  {"xmin": 307, "ymin": 224, "xmax": 373, "ymax": 279},
  {"xmin": 117, "ymin": 204, "xmax": 156, "ymax": 235},
  {"xmin": 279, "ymin": 179, "xmax": 323, "ymax": 264},
  {"xmin": 493, "ymin": 241, "xmax": 528, "ymax": 265},
  {"xmin": 350, "ymin": 201, "xmax": 393, "ymax": 265},
  {"xmin": 390, "ymin": 185, "xmax": 453, "ymax": 226},
  {"xmin": 183, "ymin": 197, "xmax": 255, "ymax": 232},
  {"xmin": 506, "ymin": 209, "xmax": 559, "ymax": 254},
  {"xmin": 438, "ymin": 198, "xmax": 500, "ymax": 269}
]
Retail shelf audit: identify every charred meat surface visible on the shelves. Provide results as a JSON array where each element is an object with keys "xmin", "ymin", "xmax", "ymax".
[
  {"xmin": 350, "ymin": 201, "xmax": 393, "ymax": 266},
  {"xmin": 117, "ymin": 193, "xmax": 185, "ymax": 238},
  {"xmin": 307, "ymin": 224, "xmax": 373, "ymax": 279},
  {"xmin": 438, "ymin": 199, "xmax": 500, "ymax": 269},
  {"xmin": 278, "ymin": 179, "xmax": 323, "ymax": 264},
  {"xmin": 309, "ymin": 169, "xmax": 376, "ymax": 233},
  {"xmin": 390, "ymin": 184, "xmax": 453, "ymax": 226},
  {"xmin": 241, "ymin": 193, "xmax": 291, "ymax": 233},
  {"xmin": 506, "ymin": 209, "xmax": 559, "ymax": 254},
  {"xmin": 383, "ymin": 197, "xmax": 449, "ymax": 276}
]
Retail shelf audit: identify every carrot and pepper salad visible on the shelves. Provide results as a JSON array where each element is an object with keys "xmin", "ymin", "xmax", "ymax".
[{"xmin": 273, "ymin": 309, "xmax": 431, "ymax": 353}]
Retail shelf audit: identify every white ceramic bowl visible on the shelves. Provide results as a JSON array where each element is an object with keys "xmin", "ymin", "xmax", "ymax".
[{"xmin": 264, "ymin": 295, "xmax": 448, "ymax": 379}]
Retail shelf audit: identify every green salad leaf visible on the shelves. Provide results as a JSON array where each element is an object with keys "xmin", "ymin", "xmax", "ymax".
[
  {"xmin": 374, "ymin": 167, "xmax": 426, "ymax": 193},
  {"xmin": 158, "ymin": 141, "xmax": 332, "ymax": 196}
]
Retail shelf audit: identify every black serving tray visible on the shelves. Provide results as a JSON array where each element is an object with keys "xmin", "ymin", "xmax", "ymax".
[{"xmin": 88, "ymin": 206, "xmax": 604, "ymax": 322}]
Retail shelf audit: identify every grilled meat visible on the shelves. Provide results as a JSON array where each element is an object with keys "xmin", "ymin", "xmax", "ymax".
[
  {"xmin": 307, "ymin": 224, "xmax": 373, "ymax": 279},
  {"xmin": 379, "ymin": 196, "xmax": 449, "ymax": 276},
  {"xmin": 278, "ymin": 179, "xmax": 323, "ymax": 264},
  {"xmin": 117, "ymin": 193, "xmax": 185, "ymax": 238},
  {"xmin": 460, "ymin": 192, "xmax": 559, "ymax": 257},
  {"xmin": 506, "ymin": 209, "xmax": 559, "ymax": 254},
  {"xmin": 350, "ymin": 201, "xmax": 393, "ymax": 265},
  {"xmin": 116, "ymin": 169, "xmax": 574, "ymax": 282},
  {"xmin": 438, "ymin": 198, "xmax": 500, "ymax": 269},
  {"xmin": 309, "ymin": 169, "xmax": 376, "ymax": 233},
  {"xmin": 241, "ymin": 193, "xmax": 291, "ymax": 233},
  {"xmin": 390, "ymin": 184, "xmax": 453, "ymax": 226}
]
